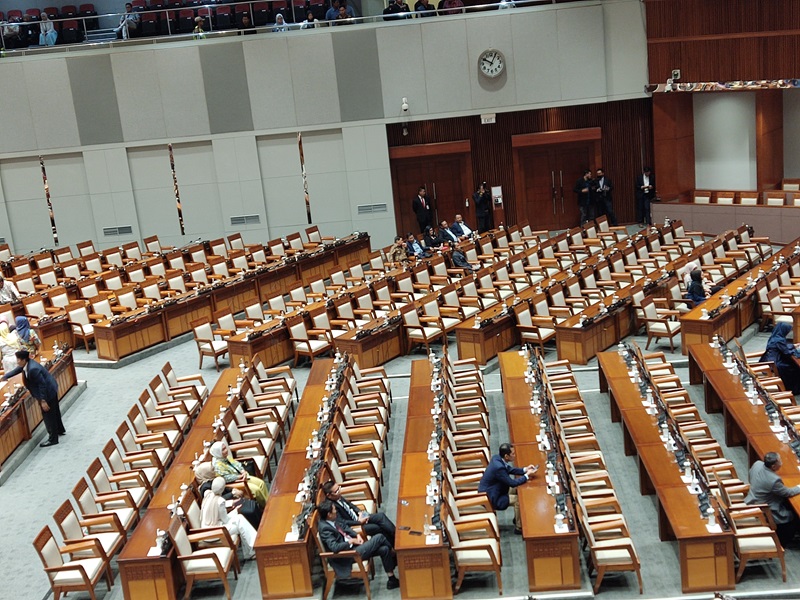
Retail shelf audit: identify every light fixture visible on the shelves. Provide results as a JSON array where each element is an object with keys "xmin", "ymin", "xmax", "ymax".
[{"xmin": 401, "ymin": 97, "xmax": 409, "ymax": 112}]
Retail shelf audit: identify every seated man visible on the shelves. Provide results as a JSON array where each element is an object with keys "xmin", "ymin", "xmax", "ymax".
[
  {"xmin": 323, "ymin": 480, "xmax": 396, "ymax": 546},
  {"xmin": 405, "ymin": 233, "xmax": 431, "ymax": 259},
  {"xmin": 386, "ymin": 236, "xmax": 409, "ymax": 264},
  {"xmin": 746, "ymin": 451, "xmax": 800, "ymax": 547},
  {"xmin": 478, "ymin": 443, "xmax": 537, "ymax": 534},
  {"xmin": 450, "ymin": 213, "xmax": 473, "ymax": 238},
  {"xmin": 437, "ymin": 220, "xmax": 460, "ymax": 245},
  {"xmin": 316, "ymin": 500, "xmax": 400, "ymax": 590}
]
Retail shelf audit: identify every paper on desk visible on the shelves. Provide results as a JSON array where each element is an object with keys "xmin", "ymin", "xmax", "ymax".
[
  {"xmin": 284, "ymin": 531, "xmax": 300, "ymax": 543},
  {"xmin": 554, "ymin": 523, "xmax": 570, "ymax": 534},
  {"xmin": 686, "ymin": 485, "xmax": 701, "ymax": 495},
  {"xmin": 147, "ymin": 546, "xmax": 162, "ymax": 557},
  {"xmin": 771, "ymin": 425, "xmax": 784, "ymax": 434},
  {"xmin": 706, "ymin": 523, "xmax": 722, "ymax": 534},
  {"xmin": 425, "ymin": 534, "xmax": 440, "ymax": 545}
]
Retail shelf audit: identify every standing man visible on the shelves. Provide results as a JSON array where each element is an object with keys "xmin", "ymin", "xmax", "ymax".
[
  {"xmin": 574, "ymin": 169, "xmax": 594, "ymax": 225},
  {"xmin": 478, "ymin": 443, "xmax": 538, "ymax": 534},
  {"xmin": 3, "ymin": 349, "xmax": 64, "ymax": 447},
  {"xmin": 635, "ymin": 166, "xmax": 656, "ymax": 226},
  {"xmin": 316, "ymin": 501, "xmax": 400, "ymax": 589},
  {"xmin": 0, "ymin": 274, "xmax": 21, "ymax": 303},
  {"xmin": 412, "ymin": 186, "xmax": 433, "ymax": 234},
  {"xmin": 594, "ymin": 167, "xmax": 617, "ymax": 226},
  {"xmin": 322, "ymin": 480, "xmax": 396, "ymax": 546},
  {"xmin": 473, "ymin": 182, "xmax": 492, "ymax": 233},
  {"xmin": 745, "ymin": 452, "xmax": 800, "ymax": 547}
]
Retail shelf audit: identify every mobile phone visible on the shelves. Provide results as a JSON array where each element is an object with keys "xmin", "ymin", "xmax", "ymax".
[
  {"xmin": 409, "ymin": 530, "xmax": 423, "ymax": 536},
  {"xmin": 398, "ymin": 526, "xmax": 411, "ymax": 531}
]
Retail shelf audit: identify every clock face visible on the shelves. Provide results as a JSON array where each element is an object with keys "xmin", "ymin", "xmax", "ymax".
[{"xmin": 479, "ymin": 49, "xmax": 505, "ymax": 78}]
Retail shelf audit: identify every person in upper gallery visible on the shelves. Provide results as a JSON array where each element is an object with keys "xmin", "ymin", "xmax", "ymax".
[
  {"xmin": 0, "ymin": 320, "xmax": 21, "ymax": 373},
  {"xmin": 38, "ymin": 11, "xmax": 57, "ymax": 46},
  {"xmin": 316, "ymin": 500, "xmax": 400, "ymax": 590},
  {"xmin": 414, "ymin": 0, "xmax": 436, "ymax": 16},
  {"xmin": 322, "ymin": 480, "xmax": 396, "ymax": 546},
  {"xmin": 19, "ymin": 15, "xmax": 40, "ymax": 47},
  {"xmin": 3, "ymin": 349, "xmax": 64, "ymax": 447},
  {"xmin": 0, "ymin": 274, "xmax": 21, "ymax": 304},
  {"xmin": 15, "ymin": 316, "xmax": 41, "ymax": 357},
  {"xmin": 412, "ymin": 186, "xmax": 433, "ymax": 233},
  {"xmin": 759, "ymin": 322, "xmax": 800, "ymax": 395},
  {"xmin": 745, "ymin": 451, "xmax": 800, "ymax": 547},
  {"xmin": 450, "ymin": 213, "xmax": 473, "ymax": 238},
  {"xmin": 478, "ymin": 442, "xmax": 538, "ymax": 535},
  {"xmin": 113, "ymin": 2, "xmax": 139, "ymax": 40},
  {"xmin": 387, "ymin": 236, "xmax": 409, "ymax": 264},
  {"xmin": 300, "ymin": 10, "xmax": 319, "ymax": 28},
  {"xmin": 201, "ymin": 476, "xmax": 258, "ymax": 560},
  {"xmin": 594, "ymin": 167, "xmax": 617, "ymax": 226},
  {"xmin": 272, "ymin": 13, "xmax": 291, "ymax": 31},
  {"xmin": 238, "ymin": 14, "xmax": 257, "ymax": 34},
  {"xmin": 193, "ymin": 15, "xmax": 206, "ymax": 37},
  {"xmin": 383, "ymin": 0, "xmax": 409, "ymax": 20},
  {"xmin": 635, "ymin": 166, "xmax": 656, "ymax": 226},
  {"xmin": 325, "ymin": 0, "xmax": 341, "ymax": 21},
  {"xmin": 473, "ymin": 182, "xmax": 493, "ymax": 233},
  {"xmin": 574, "ymin": 169, "xmax": 594, "ymax": 225},
  {"xmin": 209, "ymin": 440, "xmax": 269, "ymax": 507},
  {"xmin": 195, "ymin": 461, "xmax": 263, "ymax": 528},
  {"xmin": 685, "ymin": 269, "xmax": 708, "ymax": 306}
]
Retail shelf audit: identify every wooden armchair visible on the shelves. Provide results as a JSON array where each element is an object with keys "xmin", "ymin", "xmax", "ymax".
[
  {"xmin": 192, "ymin": 320, "xmax": 229, "ymax": 371},
  {"xmin": 169, "ymin": 517, "xmax": 239, "ymax": 600}
]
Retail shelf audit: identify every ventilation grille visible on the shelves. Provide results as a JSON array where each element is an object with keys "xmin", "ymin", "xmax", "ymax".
[
  {"xmin": 357, "ymin": 203, "xmax": 388, "ymax": 215},
  {"xmin": 230, "ymin": 214, "xmax": 261, "ymax": 226},
  {"xmin": 0, "ymin": 238, "xmax": 5, "ymax": 244},
  {"xmin": 103, "ymin": 226, "xmax": 133, "ymax": 236}
]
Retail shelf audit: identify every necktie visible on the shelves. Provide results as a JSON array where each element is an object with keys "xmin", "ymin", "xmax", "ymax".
[
  {"xmin": 341, "ymin": 500, "xmax": 358, "ymax": 521},
  {"xmin": 336, "ymin": 524, "xmax": 347, "ymax": 539}
]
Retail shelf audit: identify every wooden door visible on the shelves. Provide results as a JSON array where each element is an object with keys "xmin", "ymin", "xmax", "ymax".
[
  {"xmin": 390, "ymin": 142, "xmax": 474, "ymax": 236},
  {"xmin": 555, "ymin": 144, "xmax": 591, "ymax": 229}
]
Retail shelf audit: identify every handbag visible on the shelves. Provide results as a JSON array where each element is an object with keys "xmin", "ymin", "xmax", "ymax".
[{"xmin": 241, "ymin": 458, "xmax": 257, "ymax": 477}]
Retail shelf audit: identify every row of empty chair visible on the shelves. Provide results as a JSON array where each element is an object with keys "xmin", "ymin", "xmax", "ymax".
[{"xmin": 692, "ymin": 190, "xmax": 800, "ymax": 207}]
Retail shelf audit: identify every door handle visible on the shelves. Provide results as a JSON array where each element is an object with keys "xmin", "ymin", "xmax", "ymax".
[
  {"xmin": 559, "ymin": 170, "xmax": 565, "ymax": 212},
  {"xmin": 551, "ymin": 171, "xmax": 556, "ymax": 215}
]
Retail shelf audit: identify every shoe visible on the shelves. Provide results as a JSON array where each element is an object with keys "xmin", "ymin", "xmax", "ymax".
[
  {"xmin": 387, "ymin": 576, "xmax": 400, "ymax": 590},
  {"xmin": 513, "ymin": 527, "xmax": 523, "ymax": 535},
  {"xmin": 40, "ymin": 440, "xmax": 59, "ymax": 447},
  {"xmin": 512, "ymin": 518, "xmax": 516, "ymax": 526},
  {"xmin": 59, "ymin": 431, "xmax": 66, "ymax": 436},
  {"xmin": 243, "ymin": 551, "xmax": 256, "ymax": 561}
]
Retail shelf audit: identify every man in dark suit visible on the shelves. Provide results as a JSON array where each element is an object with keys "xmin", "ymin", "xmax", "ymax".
[
  {"xmin": 635, "ymin": 166, "xmax": 656, "ymax": 226},
  {"xmin": 436, "ymin": 220, "xmax": 460, "ymax": 246},
  {"xmin": 594, "ymin": 167, "xmax": 617, "ymax": 226},
  {"xmin": 745, "ymin": 452, "xmax": 800, "ymax": 547},
  {"xmin": 478, "ymin": 443, "xmax": 537, "ymax": 534},
  {"xmin": 4, "ymin": 349, "xmax": 63, "ymax": 447},
  {"xmin": 473, "ymin": 182, "xmax": 493, "ymax": 233},
  {"xmin": 574, "ymin": 169, "xmax": 594, "ymax": 225},
  {"xmin": 316, "ymin": 500, "xmax": 400, "ymax": 589},
  {"xmin": 323, "ymin": 480, "xmax": 396, "ymax": 546},
  {"xmin": 411, "ymin": 186, "xmax": 432, "ymax": 234}
]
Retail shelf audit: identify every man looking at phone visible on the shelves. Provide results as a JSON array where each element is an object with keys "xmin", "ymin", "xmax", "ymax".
[
  {"xmin": 479, "ymin": 442, "xmax": 538, "ymax": 534},
  {"xmin": 323, "ymin": 480, "xmax": 396, "ymax": 546}
]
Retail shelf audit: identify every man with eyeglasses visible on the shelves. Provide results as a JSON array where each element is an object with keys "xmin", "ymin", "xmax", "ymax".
[{"xmin": 322, "ymin": 480, "xmax": 396, "ymax": 546}]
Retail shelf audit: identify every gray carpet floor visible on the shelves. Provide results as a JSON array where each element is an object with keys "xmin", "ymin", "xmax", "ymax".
[{"xmin": 6, "ymin": 320, "xmax": 800, "ymax": 600}]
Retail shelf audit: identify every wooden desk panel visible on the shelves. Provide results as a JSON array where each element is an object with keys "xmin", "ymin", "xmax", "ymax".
[
  {"xmin": 211, "ymin": 279, "xmax": 259, "ymax": 316},
  {"xmin": 557, "ymin": 304, "xmax": 633, "ymax": 365},
  {"xmin": 34, "ymin": 317, "xmax": 72, "ymax": 352},
  {"xmin": 95, "ymin": 312, "xmax": 167, "ymax": 361},
  {"xmin": 335, "ymin": 318, "xmax": 405, "ymax": 369},
  {"xmin": 164, "ymin": 295, "xmax": 214, "ymax": 340},
  {"xmin": 455, "ymin": 309, "xmax": 517, "ymax": 366},
  {"xmin": 227, "ymin": 327, "xmax": 294, "ymax": 371}
]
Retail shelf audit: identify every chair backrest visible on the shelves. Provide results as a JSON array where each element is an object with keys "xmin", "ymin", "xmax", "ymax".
[
  {"xmin": 715, "ymin": 191, "xmax": 734, "ymax": 205},
  {"xmin": 208, "ymin": 238, "xmax": 228, "ymax": 257},
  {"xmin": 245, "ymin": 303, "xmax": 264, "ymax": 321},
  {"xmin": 288, "ymin": 283, "xmax": 306, "ymax": 303},
  {"xmin": 167, "ymin": 273, "xmax": 186, "ymax": 293},
  {"xmin": 268, "ymin": 238, "xmax": 286, "ymax": 257},
  {"xmin": 77, "ymin": 240, "xmax": 96, "ymax": 257},
  {"xmin": 188, "ymin": 265, "xmax": 208, "ymax": 284},
  {"xmin": 738, "ymin": 192, "xmax": 758, "ymax": 206},
  {"xmin": 228, "ymin": 233, "xmax": 245, "ymax": 250},
  {"xmin": 92, "ymin": 298, "xmax": 113, "ymax": 319},
  {"xmin": 169, "ymin": 517, "xmax": 192, "ymax": 557},
  {"xmin": 33, "ymin": 526, "xmax": 64, "ymax": 572},
  {"xmin": 87, "ymin": 458, "xmax": 112, "ymax": 494},
  {"xmin": 693, "ymin": 191, "xmax": 711, "ymax": 204},
  {"xmin": 193, "ymin": 321, "xmax": 213, "ymax": 342},
  {"xmin": 230, "ymin": 251, "xmax": 249, "ymax": 272},
  {"xmin": 14, "ymin": 275, "xmax": 35, "ymax": 295},
  {"xmin": 188, "ymin": 244, "xmax": 207, "ymax": 265},
  {"xmin": 22, "ymin": 296, "xmax": 47, "ymax": 318},
  {"xmin": 83, "ymin": 253, "xmax": 103, "ymax": 273},
  {"xmin": 116, "ymin": 286, "xmax": 139, "ymax": 310},
  {"xmin": 513, "ymin": 303, "xmax": 532, "ymax": 326},
  {"xmin": 287, "ymin": 232, "xmax": 304, "ymax": 251},
  {"xmin": 215, "ymin": 310, "xmax": 236, "ymax": 331},
  {"xmin": 401, "ymin": 306, "xmax": 420, "ymax": 327},
  {"xmin": 67, "ymin": 302, "xmax": 89, "ymax": 325},
  {"xmin": 267, "ymin": 295, "xmax": 286, "ymax": 313},
  {"xmin": 289, "ymin": 319, "xmax": 308, "ymax": 340}
]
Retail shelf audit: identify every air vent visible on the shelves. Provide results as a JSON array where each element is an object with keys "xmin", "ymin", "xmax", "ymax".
[
  {"xmin": 230, "ymin": 214, "xmax": 261, "ymax": 226},
  {"xmin": 0, "ymin": 238, "xmax": 6, "ymax": 244},
  {"xmin": 103, "ymin": 226, "xmax": 133, "ymax": 236},
  {"xmin": 357, "ymin": 203, "xmax": 388, "ymax": 215}
]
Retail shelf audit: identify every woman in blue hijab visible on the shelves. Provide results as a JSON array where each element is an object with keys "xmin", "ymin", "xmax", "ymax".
[
  {"xmin": 759, "ymin": 322, "xmax": 800, "ymax": 394},
  {"xmin": 14, "ymin": 316, "xmax": 40, "ymax": 357}
]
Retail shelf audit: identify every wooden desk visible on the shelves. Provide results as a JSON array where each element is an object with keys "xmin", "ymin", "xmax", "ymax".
[
  {"xmin": 254, "ymin": 359, "xmax": 333, "ymax": 600},
  {"xmin": 454, "ymin": 303, "xmax": 518, "ymax": 366},
  {"xmin": 556, "ymin": 296, "xmax": 633, "ymax": 365},
  {"xmin": 597, "ymin": 351, "xmax": 735, "ymax": 593},
  {"xmin": 0, "ymin": 349, "xmax": 77, "ymax": 467},
  {"xmin": 95, "ymin": 311, "xmax": 167, "ymax": 362},
  {"xmin": 118, "ymin": 369, "xmax": 239, "ymax": 600},
  {"xmin": 334, "ymin": 315, "xmax": 405, "ymax": 368},
  {"xmin": 395, "ymin": 360, "xmax": 452, "ymax": 600},
  {"xmin": 498, "ymin": 352, "xmax": 581, "ymax": 592}
]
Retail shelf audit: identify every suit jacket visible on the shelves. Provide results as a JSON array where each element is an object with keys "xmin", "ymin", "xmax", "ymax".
[
  {"xmin": 450, "ymin": 221, "xmax": 472, "ymax": 237},
  {"xmin": 473, "ymin": 191, "xmax": 491, "ymax": 217},
  {"xmin": 412, "ymin": 195, "xmax": 431, "ymax": 222},
  {"xmin": 478, "ymin": 454, "xmax": 527, "ymax": 510},
  {"xmin": 635, "ymin": 173, "xmax": 656, "ymax": 201},
  {"xmin": 4, "ymin": 359, "xmax": 58, "ymax": 404},
  {"xmin": 745, "ymin": 460, "xmax": 800, "ymax": 524},
  {"xmin": 332, "ymin": 497, "xmax": 364, "ymax": 527},
  {"xmin": 596, "ymin": 176, "xmax": 613, "ymax": 202},
  {"xmin": 438, "ymin": 227, "xmax": 459, "ymax": 244},
  {"xmin": 318, "ymin": 518, "xmax": 359, "ymax": 579}
]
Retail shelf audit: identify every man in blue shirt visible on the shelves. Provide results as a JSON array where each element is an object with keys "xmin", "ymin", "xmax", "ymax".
[{"xmin": 478, "ymin": 443, "xmax": 537, "ymax": 534}]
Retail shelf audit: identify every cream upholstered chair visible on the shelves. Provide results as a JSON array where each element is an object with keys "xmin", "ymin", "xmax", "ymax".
[
  {"xmin": 640, "ymin": 297, "xmax": 681, "ymax": 351},
  {"xmin": 208, "ymin": 237, "xmax": 228, "ymax": 258},
  {"xmin": 312, "ymin": 513, "xmax": 374, "ymax": 600},
  {"xmin": 53, "ymin": 499, "xmax": 126, "ymax": 561},
  {"xmin": 71, "ymin": 477, "xmax": 139, "ymax": 535},
  {"xmin": 89, "ymin": 298, "xmax": 115, "ymax": 322},
  {"xmin": 34, "ymin": 526, "xmax": 113, "ymax": 600},
  {"xmin": 169, "ymin": 516, "xmax": 239, "ymax": 600},
  {"xmin": 287, "ymin": 317, "xmax": 331, "ymax": 366},
  {"xmin": 86, "ymin": 457, "xmax": 151, "ymax": 512},
  {"xmin": 102, "ymin": 439, "xmax": 162, "ymax": 491},
  {"xmin": 443, "ymin": 514, "xmax": 503, "ymax": 594},
  {"xmin": 116, "ymin": 421, "xmax": 173, "ymax": 471},
  {"xmin": 149, "ymin": 374, "xmax": 202, "ymax": 419},
  {"xmin": 67, "ymin": 302, "xmax": 94, "ymax": 353},
  {"xmin": 192, "ymin": 320, "xmax": 229, "ymax": 371},
  {"xmin": 726, "ymin": 505, "xmax": 786, "ymax": 583},
  {"xmin": 161, "ymin": 361, "xmax": 209, "ymax": 402},
  {"xmin": 513, "ymin": 302, "xmax": 556, "ymax": 354},
  {"xmin": 128, "ymin": 401, "xmax": 185, "ymax": 450},
  {"xmin": 401, "ymin": 305, "xmax": 444, "ymax": 355}
]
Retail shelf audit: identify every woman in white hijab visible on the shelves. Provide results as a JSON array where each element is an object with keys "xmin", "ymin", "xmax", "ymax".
[
  {"xmin": 201, "ymin": 477, "xmax": 258, "ymax": 560},
  {"xmin": 210, "ymin": 440, "xmax": 268, "ymax": 507},
  {"xmin": 272, "ymin": 13, "xmax": 290, "ymax": 32}
]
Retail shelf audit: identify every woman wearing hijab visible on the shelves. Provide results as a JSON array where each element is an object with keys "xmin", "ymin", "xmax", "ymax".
[
  {"xmin": 14, "ymin": 316, "xmax": 40, "ymax": 356},
  {"xmin": 195, "ymin": 462, "xmax": 264, "ymax": 528},
  {"xmin": 201, "ymin": 477, "xmax": 258, "ymax": 560},
  {"xmin": 0, "ymin": 320, "xmax": 21, "ymax": 373},
  {"xmin": 680, "ymin": 261, "xmax": 699, "ymax": 288},
  {"xmin": 759, "ymin": 322, "xmax": 800, "ymax": 394},
  {"xmin": 210, "ymin": 440, "xmax": 268, "ymax": 507},
  {"xmin": 272, "ymin": 14, "xmax": 290, "ymax": 32},
  {"xmin": 685, "ymin": 269, "xmax": 708, "ymax": 306},
  {"xmin": 39, "ymin": 11, "xmax": 57, "ymax": 46}
]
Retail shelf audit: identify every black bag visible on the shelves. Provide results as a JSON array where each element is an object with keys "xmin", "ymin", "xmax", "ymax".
[
  {"xmin": 241, "ymin": 458, "xmax": 258, "ymax": 477},
  {"xmin": 239, "ymin": 498, "xmax": 263, "ymax": 529}
]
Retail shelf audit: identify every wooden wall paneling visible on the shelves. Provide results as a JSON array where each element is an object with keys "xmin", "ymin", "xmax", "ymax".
[
  {"xmin": 386, "ymin": 99, "xmax": 653, "ymax": 227},
  {"xmin": 653, "ymin": 93, "xmax": 695, "ymax": 202},
  {"xmin": 756, "ymin": 90, "xmax": 784, "ymax": 191}
]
